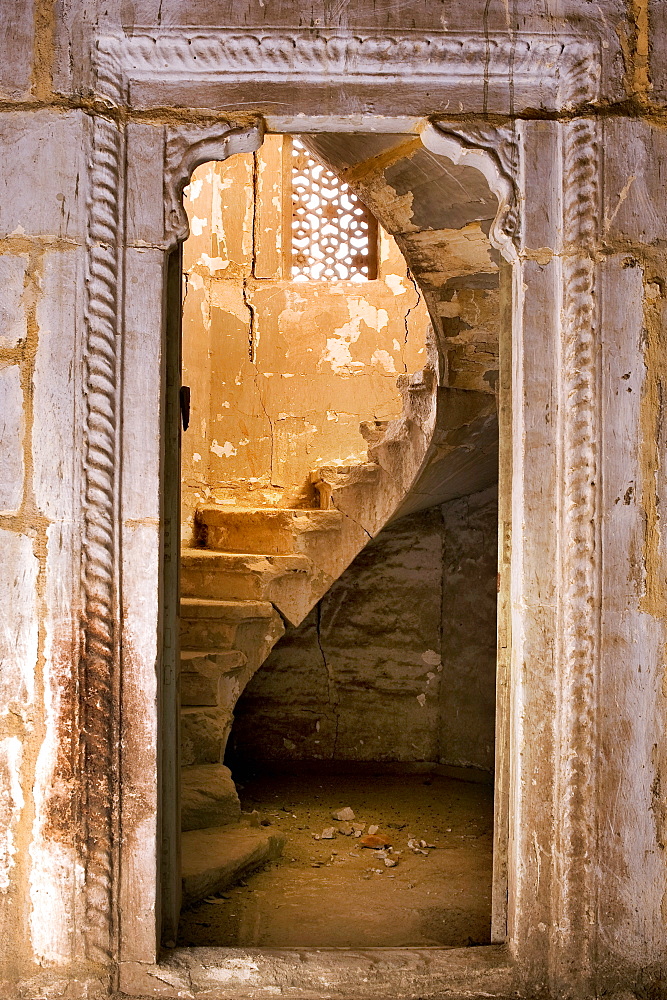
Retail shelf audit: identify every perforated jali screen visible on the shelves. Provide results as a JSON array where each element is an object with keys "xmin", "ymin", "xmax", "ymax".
[{"xmin": 290, "ymin": 137, "xmax": 378, "ymax": 282}]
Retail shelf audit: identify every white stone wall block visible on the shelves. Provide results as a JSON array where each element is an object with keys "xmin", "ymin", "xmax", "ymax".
[
  {"xmin": 0, "ymin": 365, "xmax": 24, "ymax": 512},
  {"xmin": 603, "ymin": 119, "xmax": 667, "ymax": 244},
  {"xmin": 28, "ymin": 837, "xmax": 76, "ymax": 965},
  {"xmin": 119, "ymin": 521, "xmax": 160, "ymax": 963},
  {"xmin": 597, "ymin": 258, "xmax": 667, "ymax": 962},
  {"xmin": 0, "ymin": 737, "xmax": 24, "ymax": 892},
  {"xmin": 122, "ymin": 248, "xmax": 165, "ymax": 522},
  {"xmin": 0, "ymin": 255, "xmax": 28, "ymax": 348},
  {"xmin": 0, "ymin": 111, "xmax": 88, "ymax": 241},
  {"xmin": 519, "ymin": 120, "xmax": 561, "ymax": 252},
  {"xmin": 126, "ymin": 123, "xmax": 167, "ymax": 246},
  {"xmin": 27, "ymin": 525, "xmax": 78, "ymax": 969},
  {"xmin": 0, "ymin": 529, "xmax": 38, "ymax": 708},
  {"xmin": 0, "ymin": 1, "xmax": 34, "ymax": 100},
  {"xmin": 33, "ymin": 249, "xmax": 81, "ymax": 520}
]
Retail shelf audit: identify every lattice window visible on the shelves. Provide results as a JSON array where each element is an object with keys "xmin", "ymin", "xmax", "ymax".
[{"xmin": 290, "ymin": 138, "xmax": 378, "ymax": 282}]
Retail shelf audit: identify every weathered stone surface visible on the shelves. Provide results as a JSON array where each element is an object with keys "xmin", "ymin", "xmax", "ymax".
[
  {"xmin": 180, "ymin": 650, "xmax": 247, "ymax": 706},
  {"xmin": 597, "ymin": 258, "xmax": 667, "ymax": 966},
  {"xmin": 181, "ymin": 140, "xmax": 430, "ymax": 536},
  {"xmin": 181, "ymin": 549, "xmax": 327, "ymax": 627},
  {"xmin": 180, "ymin": 597, "xmax": 277, "ymax": 651},
  {"xmin": 388, "ymin": 388, "xmax": 498, "ymax": 521},
  {"xmin": 51, "ymin": 0, "xmax": 629, "ymax": 110},
  {"xmin": 181, "ymin": 708, "xmax": 229, "ymax": 767},
  {"xmin": 179, "ymin": 599, "xmax": 285, "ymax": 780},
  {"xmin": 0, "ymin": 112, "xmax": 87, "ymax": 241},
  {"xmin": 0, "ymin": 530, "xmax": 38, "ymax": 707},
  {"xmin": 649, "ymin": 0, "xmax": 667, "ymax": 106},
  {"xmin": 3, "ymin": 2, "xmax": 667, "ymax": 995},
  {"xmin": 0, "ymin": 738, "xmax": 23, "ymax": 892},
  {"xmin": 0, "ymin": 0, "xmax": 33, "ymax": 100},
  {"xmin": 122, "ymin": 248, "xmax": 165, "ymax": 521},
  {"xmin": 197, "ymin": 507, "xmax": 344, "ymax": 556},
  {"xmin": 120, "ymin": 942, "xmax": 512, "ymax": 999},
  {"xmin": 33, "ymin": 249, "xmax": 81, "ymax": 519},
  {"xmin": 228, "ymin": 491, "xmax": 494, "ymax": 773},
  {"xmin": 0, "ymin": 367, "xmax": 24, "ymax": 512},
  {"xmin": 440, "ymin": 287, "xmax": 500, "ymax": 393},
  {"xmin": 439, "ymin": 487, "xmax": 497, "ymax": 771},
  {"xmin": 229, "ymin": 508, "xmax": 446, "ymax": 765},
  {"xmin": 0, "ymin": 256, "xmax": 27, "ymax": 348},
  {"xmin": 602, "ymin": 119, "xmax": 667, "ymax": 244},
  {"xmin": 181, "ymin": 824, "xmax": 286, "ymax": 907},
  {"xmin": 126, "ymin": 123, "xmax": 167, "ymax": 247},
  {"xmin": 181, "ymin": 764, "xmax": 241, "ymax": 831}
]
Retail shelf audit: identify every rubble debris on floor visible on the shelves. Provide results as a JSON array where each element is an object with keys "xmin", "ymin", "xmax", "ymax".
[{"xmin": 177, "ymin": 770, "xmax": 493, "ymax": 948}]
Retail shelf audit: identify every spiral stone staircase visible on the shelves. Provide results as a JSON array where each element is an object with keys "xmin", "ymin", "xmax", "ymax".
[{"xmin": 178, "ymin": 361, "xmax": 498, "ymax": 905}]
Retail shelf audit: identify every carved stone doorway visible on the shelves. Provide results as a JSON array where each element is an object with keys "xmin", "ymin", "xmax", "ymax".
[{"xmin": 86, "ymin": 29, "xmax": 604, "ymax": 996}]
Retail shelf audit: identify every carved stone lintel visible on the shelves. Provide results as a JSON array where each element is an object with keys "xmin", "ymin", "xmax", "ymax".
[
  {"xmin": 95, "ymin": 30, "xmax": 600, "ymax": 109},
  {"xmin": 164, "ymin": 122, "xmax": 265, "ymax": 247}
]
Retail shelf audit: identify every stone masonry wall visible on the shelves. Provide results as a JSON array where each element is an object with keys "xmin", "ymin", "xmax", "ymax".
[
  {"xmin": 229, "ymin": 487, "xmax": 498, "ymax": 773},
  {"xmin": 3, "ymin": 1, "xmax": 667, "ymax": 995}
]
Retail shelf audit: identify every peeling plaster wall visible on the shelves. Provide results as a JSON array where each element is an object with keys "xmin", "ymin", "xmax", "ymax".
[
  {"xmin": 228, "ymin": 489, "xmax": 497, "ymax": 773},
  {"xmin": 181, "ymin": 136, "xmax": 431, "ymax": 540},
  {"xmin": 304, "ymin": 133, "xmax": 503, "ymax": 394}
]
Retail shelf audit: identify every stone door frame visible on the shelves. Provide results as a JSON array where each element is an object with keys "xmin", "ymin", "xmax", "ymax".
[{"xmin": 79, "ymin": 28, "xmax": 602, "ymax": 995}]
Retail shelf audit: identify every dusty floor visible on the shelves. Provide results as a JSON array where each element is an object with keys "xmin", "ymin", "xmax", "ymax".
[{"xmin": 177, "ymin": 771, "xmax": 494, "ymax": 948}]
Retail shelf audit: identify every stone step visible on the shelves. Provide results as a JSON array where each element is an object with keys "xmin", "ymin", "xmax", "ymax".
[
  {"xmin": 181, "ymin": 823, "xmax": 287, "ymax": 908},
  {"xmin": 196, "ymin": 506, "xmax": 344, "ymax": 555},
  {"xmin": 179, "ymin": 598, "xmax": 286, "ymax": 766},
  {"xmin": 180, "ymin": 650, "xmax": 247, "ymax": 707},
  {"xmin": 181, "ymin": 550, "xmax": 311, "ymax": 600},
  {"xmin": 180, "ymin": 597, "xmax": 277, "ymax": 652},
  {"xmin": 312, "ymin": 461, "xmax": 381, "ymax": 481},
  {"xmin": 181, "ymin": 764, "xmax": 241, "ymax": 832},
  {"xmin": 310, "ymin": 463, "xmax": 383, "ymax": 520},
  {"xmin": 181, "ymin": 707, "xmax": 229, "ymax": 767},
  {"xmin": 181, "ymin": 550, "xmax": 327, "ymax": 627}
]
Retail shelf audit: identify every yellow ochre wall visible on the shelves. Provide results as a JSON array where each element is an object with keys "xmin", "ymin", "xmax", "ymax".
[{"xmin": 181, "ymin": 135, "xmax": 430, "ymax": 541}]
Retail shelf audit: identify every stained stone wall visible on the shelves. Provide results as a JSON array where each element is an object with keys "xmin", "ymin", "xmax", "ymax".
[
  {"xmin": 229, "ymin": 488, "xmax": 497, "ymax": 774},
  {"xmin": 3, "ymin": 2, "xmax": 667, "ymax": 998}
]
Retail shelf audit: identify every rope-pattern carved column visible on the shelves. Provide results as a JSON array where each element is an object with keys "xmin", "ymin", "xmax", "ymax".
[
  {"xmin": 553, "ymin": 114, "xmax": 601, "ymax": 984},
  {"xmin": 80, "ymin": 44, "xmax": 125, "ymax": 964}
]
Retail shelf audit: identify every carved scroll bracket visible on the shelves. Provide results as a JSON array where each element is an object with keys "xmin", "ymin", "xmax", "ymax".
[
  {"xmin": 164, "ymin": 120, "xmax": 265, "ymax": 248},
  {"xmin": 421, "ymin": 121, "xmax": 520, "ymax": 262}
]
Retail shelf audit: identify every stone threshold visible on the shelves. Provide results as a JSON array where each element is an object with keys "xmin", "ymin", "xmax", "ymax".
[{"xmin": 118, "ymin": 944, "xmax": 514, "ymax": 999}]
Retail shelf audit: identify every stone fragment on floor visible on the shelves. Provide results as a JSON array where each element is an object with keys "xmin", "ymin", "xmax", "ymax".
[{"xmin": 332, "ymin": 807, "xmax": 355, "ymax": 821}]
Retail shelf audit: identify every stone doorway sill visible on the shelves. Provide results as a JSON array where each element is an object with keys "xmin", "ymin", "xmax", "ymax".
[{"xmin": 119, "ymin": 944, "xmax": 514, "ymax": 998}]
